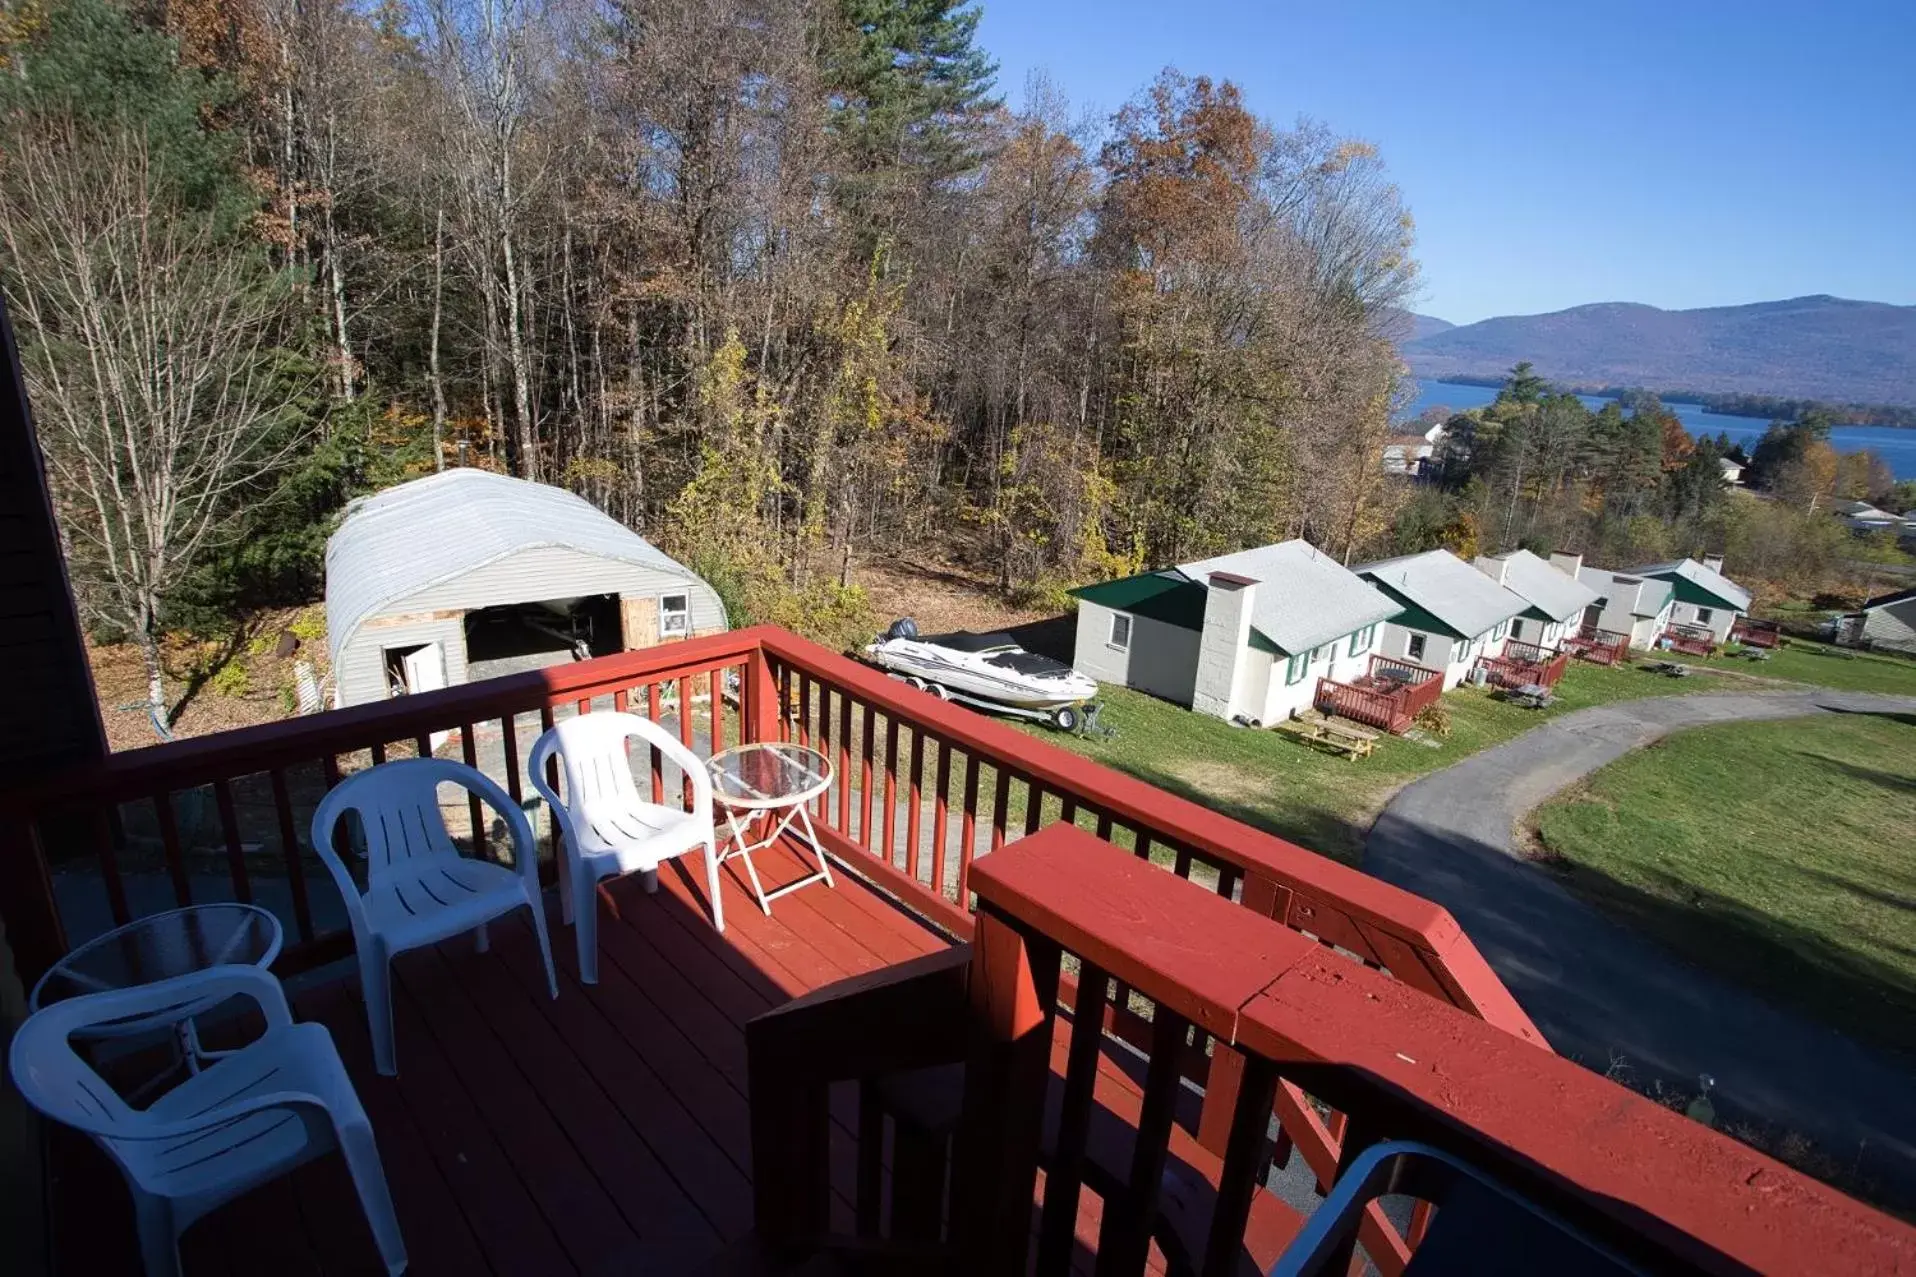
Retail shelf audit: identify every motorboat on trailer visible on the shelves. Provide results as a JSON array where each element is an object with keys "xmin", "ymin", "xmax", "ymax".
[{"xmin": 862, "ymin": 620, "xmax": 1105, "ymax": 733}]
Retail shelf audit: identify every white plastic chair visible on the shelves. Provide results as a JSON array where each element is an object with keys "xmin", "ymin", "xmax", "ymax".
[
  {"xmin": 311, "ymin": 757, "xmax": 557, "ymax": 1075},
  {"xmin": 530, "ymin": 712, "xmax": 719, "ymax": 980},
  {"xmin": 8, "ymin": 964, "xmax": 407, "ymax": 1276}
]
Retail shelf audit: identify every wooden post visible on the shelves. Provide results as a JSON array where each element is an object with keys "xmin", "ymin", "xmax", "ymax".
[
  {"xmin": 950, "ymin": 909, "xmax": 1060, "ymax": 1275},
  {"xmin": 0, "ymin": 817, "xmax": 65, "ymax": 991},
  {"xmin": 746, "ymin": 643, "xmax": 779, "ymax": 745},
  {"xmin": 746, "ymin": 1024, "xmax": 831, "ymax": 1253}
]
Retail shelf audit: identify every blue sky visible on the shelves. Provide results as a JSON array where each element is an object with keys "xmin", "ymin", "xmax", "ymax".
[{"xmin": 975, "ymin": 0, "xmax": 1916, "ymax": 324}]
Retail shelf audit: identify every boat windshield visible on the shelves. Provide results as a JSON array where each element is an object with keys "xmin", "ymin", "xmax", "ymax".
[{"xmin": 983, "ymin": 649, "xmax": 1068, "ymax": 677}]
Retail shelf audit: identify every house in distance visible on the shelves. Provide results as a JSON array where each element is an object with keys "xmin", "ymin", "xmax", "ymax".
[{"xmin": 1069, "ymin": 540, "xmax": 1401, "ymax": 725}]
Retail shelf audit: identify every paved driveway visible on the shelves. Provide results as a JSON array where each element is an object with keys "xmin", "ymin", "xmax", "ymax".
[{"xmin": 1365, "ymin": 688, "xmax": 1916, "ymax": 1207}]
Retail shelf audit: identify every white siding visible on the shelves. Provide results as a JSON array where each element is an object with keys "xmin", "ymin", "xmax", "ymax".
[
  {"xmin": 1669, "ymin": 600, "xmax": 1738, "ymax": 642},
  {"xmin": 335, "ymin": 545, "xmax": 726, "ymax": 708},
  {"xmin": 392, "ymin": 545, "xmax": 725, "ymax": 633},
  {"xmin": 1072, "ymin": 601, "xmax": 1201, "ymax": 705},
  {"xmin": 1509, "ymin": 617, "xmax": 1566, "ymax": 649},
  {"xmin": 337, "ymin": 614, "xmax": 466, "ymax": 708},
  {"xmin": 1379, "ymin": 623, "xmax": 1463, "ymax": 688},
  {"xmin": 1265, "ymin": 627, "xmax": 1380, "ymax": 723},
  {"xmin": 1859, "ymin": 598, "xmax": 1916, "ymax": 653}
]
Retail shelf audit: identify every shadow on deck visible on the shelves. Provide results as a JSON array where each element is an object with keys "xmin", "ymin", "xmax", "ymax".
[{"xmin": 46, "ymin": 841, "xmax": 949, "ymax": 1275}]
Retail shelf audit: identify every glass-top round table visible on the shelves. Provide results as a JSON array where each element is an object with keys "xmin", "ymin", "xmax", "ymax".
[
  {"xmin": 30, "ymin": 903, "xmax": 284, "ymax": 1087},
  {"xmin": 705, "ymin": 742, "xmax": 836, "ymax": 926}
]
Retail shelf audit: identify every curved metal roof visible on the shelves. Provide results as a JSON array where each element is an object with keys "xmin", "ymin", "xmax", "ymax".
[{"xmin": 325, "ymin": 468, "xmax": 700, "ymax": 666}]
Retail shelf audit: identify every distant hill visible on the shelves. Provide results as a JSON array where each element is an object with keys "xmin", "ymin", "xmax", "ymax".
[
  {"xmin": 1407, "ymin": 313, "xmax": 1455, "ymax": 343},
  {"xmin": 1401, "ymin": 295, "xmax": 1916, "ymax": 407}
]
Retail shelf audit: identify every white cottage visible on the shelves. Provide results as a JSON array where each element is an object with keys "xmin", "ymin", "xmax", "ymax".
[
  {"xmin": 1069, "ymin": 540, "xmax": 1402, "ymax": 725},
  {"xmin": 1353, "ymin": 550, "xmax": 1531, "ymax": 690},
  {"xmin": 325, "ymin": 469, "xmax": 726, "ymax": 708},
  {"xmin": 1628, "ymin": 557, "xmax": 1751, "ymax": 645},
  {"xmin": 1573, "ymin": 567, "xmax": 1675, "ymax": 650},
  {"xmin": 1471, "ymin": 549, "xmax": 1600, "ymax": 650},
  {"xmin": 1838, "ymin": 587, "xmax": 1916, "ymax": 654}
]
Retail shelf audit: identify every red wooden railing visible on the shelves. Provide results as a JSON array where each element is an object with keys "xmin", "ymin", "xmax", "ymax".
[
  {"xmin": 1731, "ymin": 617, "xmax": 1781, "ymax": 648},
  {"xmin": 1313, "ymin": 677, "xmax": 1411, "ymax": 733},
  {"xmin": 751, "ymin": 824, "xmax": 1916, "ymax": 1274},
  {"xmin": 1661, "ymin": 625, "xmax": 1718, "ymax": 657},
  {"xmin": 1563, "ymin": 626, "xmax": 1630, "ymax": 666},
  {"xmin": 1476, "ymin": 638, "xmax": 1570, "ymax": 690},
  {"xmin": 1, "ymin": 625, "xmax": 1543, "ymax": 1273},
  {"xmin": 1311, "ymin": 655, "xmax": 1441, "ymax": 735},
  {"xmin": 0, "ymin": 628, "xmax": 764, "ymax": 982}
]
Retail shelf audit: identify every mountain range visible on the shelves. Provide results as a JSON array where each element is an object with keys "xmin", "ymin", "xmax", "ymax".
[{"xmin": 1400, "ymin": 295, "xmax": 1916, "ymax": 406}]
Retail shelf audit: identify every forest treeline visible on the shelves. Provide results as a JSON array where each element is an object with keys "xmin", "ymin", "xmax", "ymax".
[
  {"xmin": 1435, "ymin": 375, "xmax": 1916, "ymax": 429},
  {"xmin": 1400, "ymin": 364, "xmax": 1909, "ymax": 597},
  {"xmin": 0, "ymin": 0, "xmax": 1422, "ymax": 711}
]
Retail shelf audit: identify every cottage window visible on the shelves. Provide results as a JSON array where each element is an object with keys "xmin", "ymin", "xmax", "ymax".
[
  {"xmin": 1491, "ymin": 621, "xmax": 1507, "ymax": 642},
  {"xmin": 1695, "ymin": 607, "xmax": 1714, "ymax": 626},
  {"xmin": 1349, "ymin": 624, "xmax": 1375, "ymax": 658},
  {"xmin": 1406, "ymin": 633, "xmax": 1427, "ymax": 662},
  {"xmin": 1285, "ymin": 653, "xmax": 1309, "ymax": 685},
  {"xmin": 1109, "ymin": 613, "xmax": 1132, "ymax": 650},
  {"xmin": 1510, "ymin": 618, "xmax": 1525, "ymax": 641},
  {"xmin": 660, "ymin": 591, "xmax": 691, "ymax": 638}
]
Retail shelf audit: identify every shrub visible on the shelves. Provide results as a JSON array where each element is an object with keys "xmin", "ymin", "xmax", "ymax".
[
  {"xmin": 207, "ymin": 661, "xmax": 250, "ymax": 698},
  {"xmin": 1413, "ymin": 701, "xmax": 1452, "ymax": 738}
]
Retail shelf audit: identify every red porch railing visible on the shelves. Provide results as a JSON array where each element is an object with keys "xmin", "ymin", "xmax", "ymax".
[
  {"xmin": 1731, "ymin": 617, "xmax": 1781, "ymax": 648},
  {"xmin": 0, "ymin": 625, "xmax": 1543, "ymax": 1271},
  {"xmin": 1562, "ymin": 626, "xmax": 1631, "ymax": 666},
  {"xmin": 1476, "ymin": 638, "xmax": 1570, "ymax": 690},
  {"xmin": 752, "ymin": 824, "xmax": 1916, "ymax": 1274},
  {"xmin": 1312, "ymin": 654, "xmax": 1442, "ymax": 735},
  {"xmin": 1660, "ymin": 625, "xmax": 1718, "ymax": 657}
]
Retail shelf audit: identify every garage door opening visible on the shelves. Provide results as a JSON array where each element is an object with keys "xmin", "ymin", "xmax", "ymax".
[{"xmin": 465, "ymin": 594, "xmax": 622, "ymax": 681}]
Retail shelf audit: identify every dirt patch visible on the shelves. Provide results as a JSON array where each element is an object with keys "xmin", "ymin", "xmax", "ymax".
[
  {"xmin": 852, "ymin": 557, "xmax": 1051, "ymax": 636},
  {"xmin": 87, "ymin": 606, "xmax": 326, "ymax": 752},
  {"xmin": 1163, "ymin": 760, "xmax": 1269, "ymax": 806}
]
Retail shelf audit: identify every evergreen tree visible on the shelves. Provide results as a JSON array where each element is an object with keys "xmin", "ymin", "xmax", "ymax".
[{"xmin": 824, "ymin": 0, "xmax": 998, "ymax": 239}]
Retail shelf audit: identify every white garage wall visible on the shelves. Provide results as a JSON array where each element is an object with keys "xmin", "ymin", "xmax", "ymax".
[{"xmin": 1072, "ymin": 602, "xmax": 1201, "ymax": 705}]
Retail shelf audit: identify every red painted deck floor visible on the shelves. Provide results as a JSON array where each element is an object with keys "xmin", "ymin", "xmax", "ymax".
[
  {"xmin": 43, "ymin": 840, "xmax": 1306, "ymax": 1275},
  {"xmin": 45, "ymin": 842, "xmax": 949, "ymax": 1276}
]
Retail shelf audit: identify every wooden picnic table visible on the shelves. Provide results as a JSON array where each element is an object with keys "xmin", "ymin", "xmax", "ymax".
[
  {"xmin": 1505, "ymin": 682, "xmax": 1555, "ymax": 709},
  {"xmin": 1285, "ymin": 716, "xmax": 1378, "ymax": 760},
  {"xmin": 1649, "ymin": 660, "xmax": 1693, "ymax": 678}
]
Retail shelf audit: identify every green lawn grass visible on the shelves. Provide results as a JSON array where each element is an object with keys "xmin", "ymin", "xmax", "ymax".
[
  {"xmin": 1664, "ymin": 638, "xmax": 1916, "ymax": 696},
  {"xmin": 1532, "ymin": 711, "xmax": 1916, "ymax": 1060},
  {"xmin": 1009, "ymin": 660, "xmax": 1706, "ymax": 864}
]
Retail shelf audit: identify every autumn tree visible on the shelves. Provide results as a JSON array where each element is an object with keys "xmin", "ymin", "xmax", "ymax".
[{"xmin": 0, "ymin": 0, "xmax": 310, "ymax": 718}]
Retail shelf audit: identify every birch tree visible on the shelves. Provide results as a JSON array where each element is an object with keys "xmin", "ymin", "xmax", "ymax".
[{"xmin": 0, "ymin": 122, "xmax": 308, "ymax": 718}]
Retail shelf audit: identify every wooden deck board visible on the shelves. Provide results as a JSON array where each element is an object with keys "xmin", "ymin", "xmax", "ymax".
[
  {"xmin": 44, "ymin": 851, "xmax": 948, "ymax": 1277},
  {"xmin": 40, "ymin": 839, "xmax": 1295, "ymax": 1277}
]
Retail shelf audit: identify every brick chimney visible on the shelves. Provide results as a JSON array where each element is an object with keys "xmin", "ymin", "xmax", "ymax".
[
  {"xmin": 1192, "ymin": 572, "xmax": 1257, "ymax": 721},
  {"xmin": 1609, "ymin": 574, "xmax": 1646, "ymax": 615},
  {"xmin": 1473, "ymin": 554, "xmax": 1511, "ymax": 586},
  {"xmin": 1549, "ymin": 552, "xmax": 1583, "ymax": 578}
]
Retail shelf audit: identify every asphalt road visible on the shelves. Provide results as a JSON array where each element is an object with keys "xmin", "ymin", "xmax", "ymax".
[{"xmin": 1364, "ymin": 687, "xmax": 1916, "ymax": 1208}]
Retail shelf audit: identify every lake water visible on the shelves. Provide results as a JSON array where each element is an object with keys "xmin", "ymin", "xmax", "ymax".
[{"xmin": 1402, "ymin": 380, "xmax": 1916, "ymax": 480}]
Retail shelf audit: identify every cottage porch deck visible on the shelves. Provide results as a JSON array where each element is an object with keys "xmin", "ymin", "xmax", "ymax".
[
  {"xmin": 43, "ymin": 839, "xmax": 1304, "ymax": 1276},
  {"xmin": 46, "ymin": 842, "xmax": 950, "ymax": 1275}
]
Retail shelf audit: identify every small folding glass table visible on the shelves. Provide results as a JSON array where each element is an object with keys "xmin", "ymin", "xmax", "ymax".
[{"xmin": 705, "ymin": 741, "xmax": 837, "ymax": 920}]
